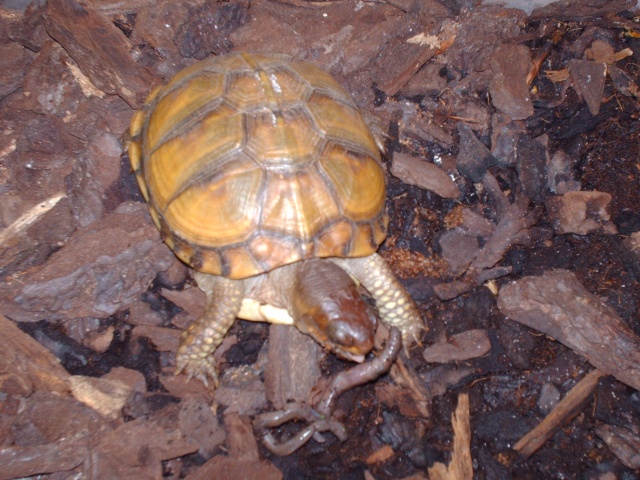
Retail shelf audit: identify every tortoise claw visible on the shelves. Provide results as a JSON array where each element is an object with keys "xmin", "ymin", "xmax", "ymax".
[{"xmin": 175, "ymin": 354, "xmax": 219, "ymax": 389}]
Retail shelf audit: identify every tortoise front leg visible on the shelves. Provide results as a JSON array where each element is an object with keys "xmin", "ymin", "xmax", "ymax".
[
  {"xmin": 175, "ymin": 272, "xmax": 245, "ymax": 387},
  {"xmin": 331, "ymin": 253, "xmax": 424, "ymax": 348}
]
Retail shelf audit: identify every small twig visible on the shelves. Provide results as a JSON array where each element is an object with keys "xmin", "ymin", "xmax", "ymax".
[{"xmin": 514, "ymin": 369, "xmax": 605, "ymax": 459}]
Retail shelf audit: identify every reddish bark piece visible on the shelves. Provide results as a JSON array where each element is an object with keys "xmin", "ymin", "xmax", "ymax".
[
  {"xmin": 0, "ymin": 314, "xmax": 70, "ymax": 395},
  {"xmin": 595, "ymin": 423, "xmax": 640, "ymax": 469},
  {"xmin": 178, "ymin": 396, "xmax": 226, "ymax": 459},
  {"xmin": 498, "ymin": 270, "xmax": 640, "ymax": 391},
  {"xmin": 132, "ymin": 325, "xmax": 181, "ymax": 352},
  {"xmin": 0, "ymin": 42, "xmax": 29, "ymax": 100},
  {"xmin": 93, "ymin": 419, "xmax": 198, "ymax": 477},
  {"xmin": 568, "ymin": 59, "xmax": 606, "ymax": 116},
  {"xmin": 375, "ymin": 44, "xmax": 436, "ymax": 97},
  {"xmin": 224, "ymin": 413, "xmax": 260, "ymax": 461},
  {"xmin": 434, "ymin": 196, "xmax": 534, "ymax": 301},
  {"xmin": 0, "ymin": 203, "xmax": 175, "ymax": 322},
  {"xmin": 456, "ymin": 123, "xmax": 498, "ymax": 182},
  {"xmin": 422, "ymin": 329, "xmax": 491, "ymax": 363},
  {"xmin": 490, "ymin": 43, "xmax": 534, "ymax": 120},
  {"xmin": 43, "ymin": 0, "xmax": 157, "ymax": 108},
  {"xmin": 391, "ymin": 152, "xmax": 460, "ymax": 199},
  {"xmin": 184, "ymin": 455, "xmax": 282, "ymax": 480},
  {"xmin": 0, "ymin": 438, "xmax": 86, "ymax": 480},
  {"xmin": 264, "ymin": 324, "xmax": 322, "ymax": 409},
  {"xmin": 546, "ymin": 190, "xmax": 615, "ymax": 235}
]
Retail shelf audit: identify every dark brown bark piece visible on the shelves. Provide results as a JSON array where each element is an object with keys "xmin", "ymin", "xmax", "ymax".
[
  {"xmin": 498, "ymin": 270, "xmax": 640, "ymax": 391},
  {"xmin": 470, "ymin": 195, "xmax": 533, "ymax": 271},
  {"xmin": 0, "ymin": 203, "xmax": 175, "ymax": 322},
  {"xmin": 516, "ymin": 134, "xmax": 548, "ymax": 203},
  {"xmin": 490, "ymin": 44, "xmax": 533, "ymax": 121},
  {"xmin": 456, "ymin": 123, "xmax": 498, "ymax": 182},
  {"xmin": 545, "ymin": 191, "xmax": 615, "ymax": 235},
  {"xmin": 175, "ymin": 2, "xmax": 249, "ymax": 60},
  {"xmin": 547, "ymin": 150, "xmax": 581, "ymax": 195},
  {"xmin": 6, "ymin": 2, "xmax": 49, "ymax": 53},
  {"xmin": 609, "ymin": 65, "xmax": 639, "ymax": 98},
  {"xmin": 0, "ymin": 438, "xmax": 86, "ymax": 480},
  {"xmin": 490, "ymin": 112, "xmax": 523, "ymax": 167},
  {"xmin": 391, "ymin": 152, "xmax": 461, "ymax": 199},
  {"xmin": 595, "ymin": 424, "xmax": 640, "ymax": 469},
  {"xmin": 399, "ymin": 111, "xmax": 455, "ymax": 147},
  {"xmin": 568, "ymin": 59, "xmax": 606, "ymax": 116},
  {"xmin": 92, "ymin": 418, "xmax": 198, "ymax": 477},
  {"xmin": 434, "ymin": 196, "xmax": 534, "ymax": 301},
  {"xmin": 178, "ymin": 396, "xmax": 226, "ymax": 459},
  {"xmin": 0, "ymin": 314, "xmax": 70, "ymax": 395},
  {"xmin": 530, "ymin": 0, "xmax": 636, "ymax": 21},
  {"xmin": 43, "ymin": 0, "xmax": 157, "ymax": 108},
  {"xmin": 375, "ymin": 44, "xmax": 436, "ymax": 97},
  {"xmin": 369, "ymin": 13, "xmax": 440, "ymax": 96},
  {"xmin": 0, "ymin": 42, "xmax": 29, "ymax": 100},
  {"xmin": 184, "ymin": 455, "xmax": 283, "ymax": 480},
  {"xmin": 214, "ymin": 368, "xmax": 267, "ymax": 416},
  {"xmin": 224, "ymin": 412, "xmax": 260, "ymax": 461},
  {"xmin": 264, "ymin": 324, "xmax": 322, "ymax": 409},
  {"xmin": 422, "ymin": 329, "xmax": 491, "ymax": 363}
]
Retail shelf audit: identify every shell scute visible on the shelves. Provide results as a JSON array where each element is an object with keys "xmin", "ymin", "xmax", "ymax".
[{"xmin": 130, "ymin": 52, "xmax": 388, "ymax": 279}]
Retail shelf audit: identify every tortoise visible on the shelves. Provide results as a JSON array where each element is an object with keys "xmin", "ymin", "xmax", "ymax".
[{"xmin": 129, "ymin": 51, "xmax": 423, "ymax": 386}]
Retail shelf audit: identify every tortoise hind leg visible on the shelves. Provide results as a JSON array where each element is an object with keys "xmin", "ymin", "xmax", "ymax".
[
  {"xmin": 175, "ymin": 272, "xmax": 245, "ymax": 387},
  {"xmin": 331, "ymin": 253, "xmax": 425, "ymax": 349}
]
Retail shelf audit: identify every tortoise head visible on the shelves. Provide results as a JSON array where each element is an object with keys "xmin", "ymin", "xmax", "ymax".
[{"xmin": 291, "ymin": 259, "xmax": 377, "ymax": 362}]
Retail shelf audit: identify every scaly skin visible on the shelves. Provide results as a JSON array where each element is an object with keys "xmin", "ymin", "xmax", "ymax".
[
  {"xmin": 175, "ymin": 254, "xmax": 421, "ymax": 387},
  {"xmin": 175, "ymin": 272, "xmax": 244, "ymax": 387},
  {"xmin": 331, "ymin": 253, "xmax": 424, "ymax": 349}
]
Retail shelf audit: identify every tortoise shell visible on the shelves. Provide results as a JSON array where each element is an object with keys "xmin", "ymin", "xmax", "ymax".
[{"xmin": 129, "ymin": 52, "xmax": 388, "ymax": 279}]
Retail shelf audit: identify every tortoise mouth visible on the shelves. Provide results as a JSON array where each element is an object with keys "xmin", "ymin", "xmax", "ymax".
[
  {"xmin": 332, "ymin": 349, "xmax": 366, "ymax": 364},
  {"xmin": 296, "ymin": 312, "xmax": 375, "ymax": 363}
]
